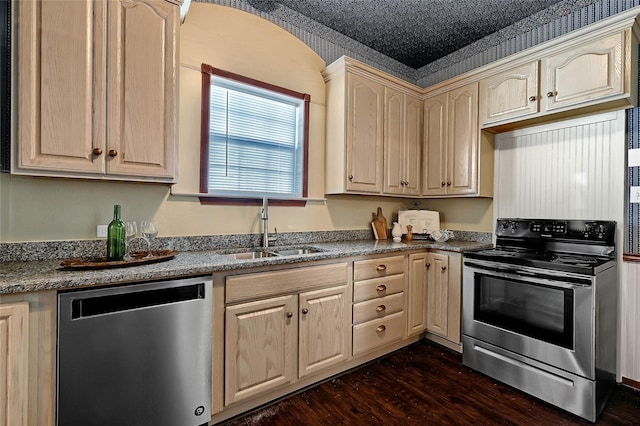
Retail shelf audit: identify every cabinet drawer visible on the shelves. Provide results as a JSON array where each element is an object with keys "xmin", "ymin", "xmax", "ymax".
[
  {"xmin": 353, "ymin": 292, "xmax": 404, "ymax": 324},
  {"xmin": 226, "ymin": 262, "xmax": 348, "ymax": 303},
  {"xmin": 354, "ymin": 255, "xmax": 405, "ymax": 281},
  {"xmin": 353, "ymin": 312, "xmax": 405, "ymax": 356},
  {"xmin": 353, "ymin": 274, "xmax": 405, "ymax": 303}
]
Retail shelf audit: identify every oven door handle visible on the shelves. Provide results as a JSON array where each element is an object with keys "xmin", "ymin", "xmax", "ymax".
[
  {"xmin": 464, "ymin": 261, "xmax": 593, "ymax": 287},
  {"xmin": 464, "ymin": 261, "xmax": 536, "ymax": 276}
]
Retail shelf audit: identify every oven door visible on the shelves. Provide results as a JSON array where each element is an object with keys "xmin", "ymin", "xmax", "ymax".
[{"xmin": 463, "ymin": 260, "xmax": 595, "ymax": 379}]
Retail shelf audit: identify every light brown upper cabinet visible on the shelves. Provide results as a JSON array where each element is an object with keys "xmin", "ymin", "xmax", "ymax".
[
  {"xmin": 383, "ymin": 88, "xmax": 422, "ymax": 196},
  {"xmin": 324, "ymin": 68, "xmax": 384, "ymax": 194},
  {"xmin": 423, "ymin": 82, "xmax": 491, "ymax": 197},
  {"xmin": 543, "ymin": 31, "xmax": 628, "ymax": 112},
  {"xmin": 344, "ymin": 73, "xmax": 385, "ymax": 193},
  {"xmin": 479, "ymin": 61, "xmax": 540, "ymax": 125},
  {"xmin": 480, "ymin": 28, "xmax": 637, "ymax": 128},
  {"xmin": 14, "ymin": 0, "xmax": 180, "ymax": 182},
  {"xmin": 324, "ymin": 57, "xmax": 423, "ymax": 195}
]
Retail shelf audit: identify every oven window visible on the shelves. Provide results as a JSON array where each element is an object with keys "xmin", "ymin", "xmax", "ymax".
[{"xmin": 474, "ymin": 274, "xmax": 574, "ymax": 349}]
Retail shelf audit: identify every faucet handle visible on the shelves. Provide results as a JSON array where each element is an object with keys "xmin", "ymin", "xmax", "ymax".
[{"xmin": 269, "ymin": 228, "xmax": 279, "ymax": 244}]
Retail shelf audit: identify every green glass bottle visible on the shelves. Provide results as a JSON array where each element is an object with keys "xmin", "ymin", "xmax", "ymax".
[{"xmin": 106, "ymin": 205, "xmax": 126, "ymax": 261}]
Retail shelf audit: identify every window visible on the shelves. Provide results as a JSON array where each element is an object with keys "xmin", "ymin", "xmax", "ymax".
[{"xmin": 200, "ymin": 64, "xmax": 310, "ymax": 202}]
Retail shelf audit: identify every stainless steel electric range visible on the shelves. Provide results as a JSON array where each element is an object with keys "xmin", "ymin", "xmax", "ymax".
[{"xmin": 462, "ymin": 218, "xmax": 617, "ymax": 422}]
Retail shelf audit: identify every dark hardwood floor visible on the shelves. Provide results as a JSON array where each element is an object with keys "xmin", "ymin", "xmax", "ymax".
[{"xmin": 222, "ymin": 339, "xmax": 640, "ymax": 425}]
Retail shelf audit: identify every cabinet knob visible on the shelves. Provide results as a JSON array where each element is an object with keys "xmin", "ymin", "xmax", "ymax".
[
  {"xmin": 108, "ymin": 149, "xmax": 118, "ymax": 157},
  {"xmin": 92, "ymin": 148, "xmax": 103, "ymax": 156},
  {"xmin": 376, "ymin": 325, "xmax": 386, "ymax": 333},
  {"xmin": 286, "ymin": 312, "xmax": 293, "ymax": 318},
  {"xmin": 546, "ymin": 91, "xmax": 557, "ymax": 98},
  {"xmin": 441, "ymin": 181, "xmax": 446, "ymax": 187},
  {"xmin": 376, "ymin": 284, "xmax": 387, "ymax": 292},
  {"xmin": 446, "ymin": 181, "xmax": 451, "ymax": 186},
  {"xmin": 376, "ymin": 305, "xmax": 386, "ymax": 313},
  {"xmin": 529, "ymin": 96, "xmax": 537, "ymax": 102},
  {"xmin": 426, "ymin": 263, "xmax": 431, "ymax": 268},
  {"xmin": 376, "ymin": 265, "xmax": 387, "ymax": 271},
  {"xmin": 301, "ymin": 308, "xmax": 309, "ymax": 315},
  {"xmin": 348, "ymin": 174, "xmax": 354, "ymax": 181},
  {"xmin": 441, "ymin": 265, "xmax": 447, "ymax": 271}
]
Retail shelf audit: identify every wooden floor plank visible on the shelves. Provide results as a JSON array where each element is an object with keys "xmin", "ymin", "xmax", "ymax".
[{"xmin": 222, "ymin": 339, "xmax": 640, "ymax": 425}]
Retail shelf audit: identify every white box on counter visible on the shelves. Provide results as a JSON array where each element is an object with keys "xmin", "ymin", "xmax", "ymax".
[{"xmin": 397, "ymin": 210, "xmax": 440, "ymax": 234}]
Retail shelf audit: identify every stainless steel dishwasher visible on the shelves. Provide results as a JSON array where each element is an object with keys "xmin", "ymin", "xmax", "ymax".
[{"xmin": 57, "ymin": 276, "xmax": 212, "ymax": 426}]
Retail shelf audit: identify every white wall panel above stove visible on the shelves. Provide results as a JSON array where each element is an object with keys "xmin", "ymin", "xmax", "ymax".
[{"xmin": 494, "ymin": 111, "xmax": 625, "ymax": 221}]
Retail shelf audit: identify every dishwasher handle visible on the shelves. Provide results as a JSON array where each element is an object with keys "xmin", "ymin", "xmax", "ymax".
[{"xmin": 71, "ymin": 283, "xmax": 205, "ymax": 319}]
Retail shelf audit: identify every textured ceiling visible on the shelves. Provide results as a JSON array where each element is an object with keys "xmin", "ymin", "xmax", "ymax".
[{"xmin": 245, "ymin": 0, "xmax": 597, "ymax": 69}]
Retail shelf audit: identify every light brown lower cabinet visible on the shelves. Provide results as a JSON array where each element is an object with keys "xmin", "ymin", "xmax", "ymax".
[
  {"xmin": 224, "ymin": 294, "xmax": 298, "ymax": 406},
  {"xmin": 407, "ymin": 252, "xmax": 428, "ymax": 336},
  {"xmin": 0, "ymin": 292, "xmax": 56, "ymax": 426},
  {"xmin": 223, "ymin": 263, "xmax": 350, "ymax": 406},
  {"xmin": 1, "ymin": 302, "xmax": 29, "ymax": 426},
  {"xmin": 425, "ymin": 250, "xmax": 462, "ymax": 347},
  {"xmin": 352, "ymin": 255, "xmax": 406, "ymax": 355}
]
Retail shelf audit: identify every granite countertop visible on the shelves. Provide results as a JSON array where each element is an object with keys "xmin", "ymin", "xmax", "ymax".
[{"xmin": 0, "ymin": 239, "xmax": 493, "ymax": 295}]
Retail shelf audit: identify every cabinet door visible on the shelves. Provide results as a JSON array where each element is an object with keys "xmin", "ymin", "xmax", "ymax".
[
  {"xmin": 407, "ymin": 252, "xmax": 427, "ymax": 336},
  {"xmin": 422, "ymin": 93, "xmax": 448, "ymax": 196},
  {"xmin": 16, "ymin": 0, "xmax": 107, "ymax": 174},
  {"xmin": 426, "ymin": 252, "xmax": 449, "ymax": 337},
  {"xmin": 404, "ymin": 94, "xmax": 422, "ymax": 195},
  {"xmin": 383, "ymin": 89, "xmax": 421, "ymax": 196},
  {"xmin": 543, "ymin": 32, "xmax": 625, "ymax": 112},
  {"xmin": 299, "ymin": 285, "xmax": 350, "ymax": 378},
  {"xmin": 480, "ymin": 61, "xmax": 539, "ymax": 126},
  {"xmin": 346, "ymin": 73, "xmax": 384, "ymax": 193},
  {"xmin": 383, "ymin": 87, "xmax": 405, "ymax": 195},
  {"xmin": 0, "ymin": 302, "xmax": 29, "ymax": 426},
  {"xmin": 447, "ymin": 82, "xmax": 479, "ymax": 195},
  {"xmin": 106, "ymin": 0, "xmax": 177, "ymax": 179},
  {"xmin": 225, "ymin": 295, "xmax": 297, "ymax": 405}
]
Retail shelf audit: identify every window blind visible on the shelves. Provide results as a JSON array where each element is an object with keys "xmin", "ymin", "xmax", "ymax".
[{"xmin": 207, "ymin": 84, "xmax": 303, "ymax": 196}]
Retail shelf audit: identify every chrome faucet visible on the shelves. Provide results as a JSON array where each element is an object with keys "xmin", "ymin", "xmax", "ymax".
[{"xmin": 261, "ymin": 197, "xmax": 278, "ymax": 248}]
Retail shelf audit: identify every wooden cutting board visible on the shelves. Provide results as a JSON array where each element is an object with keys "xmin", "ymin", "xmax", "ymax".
[{"xmin": 372, "ymin": 207, "xmax": 388, "ymax": 239}]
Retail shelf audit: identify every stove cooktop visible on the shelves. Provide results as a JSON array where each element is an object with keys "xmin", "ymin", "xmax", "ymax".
[
  {"xmin": 464, "ymin": 218, "xmax": 617, "ymax": 275},
  {"xmin": 464, "ymin": 247, "xmax": 615, "ymax": 275}
]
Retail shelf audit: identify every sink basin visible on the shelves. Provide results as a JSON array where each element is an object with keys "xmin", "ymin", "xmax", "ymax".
[
  {"xmin": 222, "ymin": 247, "xmax": 324, "ymax": 259},
  {"xmin": 270, "ymin": 247, "xmax": 324, "ymax": 256},
  {"xmin": 224, "ymin": 250, "xmax": 278, "ymax": 259}
]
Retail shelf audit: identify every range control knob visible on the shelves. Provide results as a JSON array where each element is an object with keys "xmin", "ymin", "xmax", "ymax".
[{"xmin": 597, "ymin": 224, "xmax": 607, "ymax": 239}]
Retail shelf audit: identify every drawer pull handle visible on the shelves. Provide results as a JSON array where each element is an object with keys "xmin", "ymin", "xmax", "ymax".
[
  {"xmin": 441, "ymin": 265, "xmax": 447, "ymax": 271},
  {"xmin": 301, "ymin": 308, "xmax": 309, "ymax": 315},
  {"xmin": 376, "ymin": 265, "xmax": 387, "ymax": 271},
  {"xmin": 376, "ymin": 325, "xmax": 386, "ymax": 333},
  {"xmin": 376, "ymin": 305, "xmax": 386, "ymax": 313},
  {"xmin": 286, "ymin": 312, "xmax": 293, "ymax": 318},
  {"xmin": 376, "ymin": 284, "xmax": 387, "ymax": 292}
]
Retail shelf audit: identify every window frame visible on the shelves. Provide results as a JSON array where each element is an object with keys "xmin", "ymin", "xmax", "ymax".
[{"xmin": 199, "ymin": 63, "xmax": 310, "ymax": 206}]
